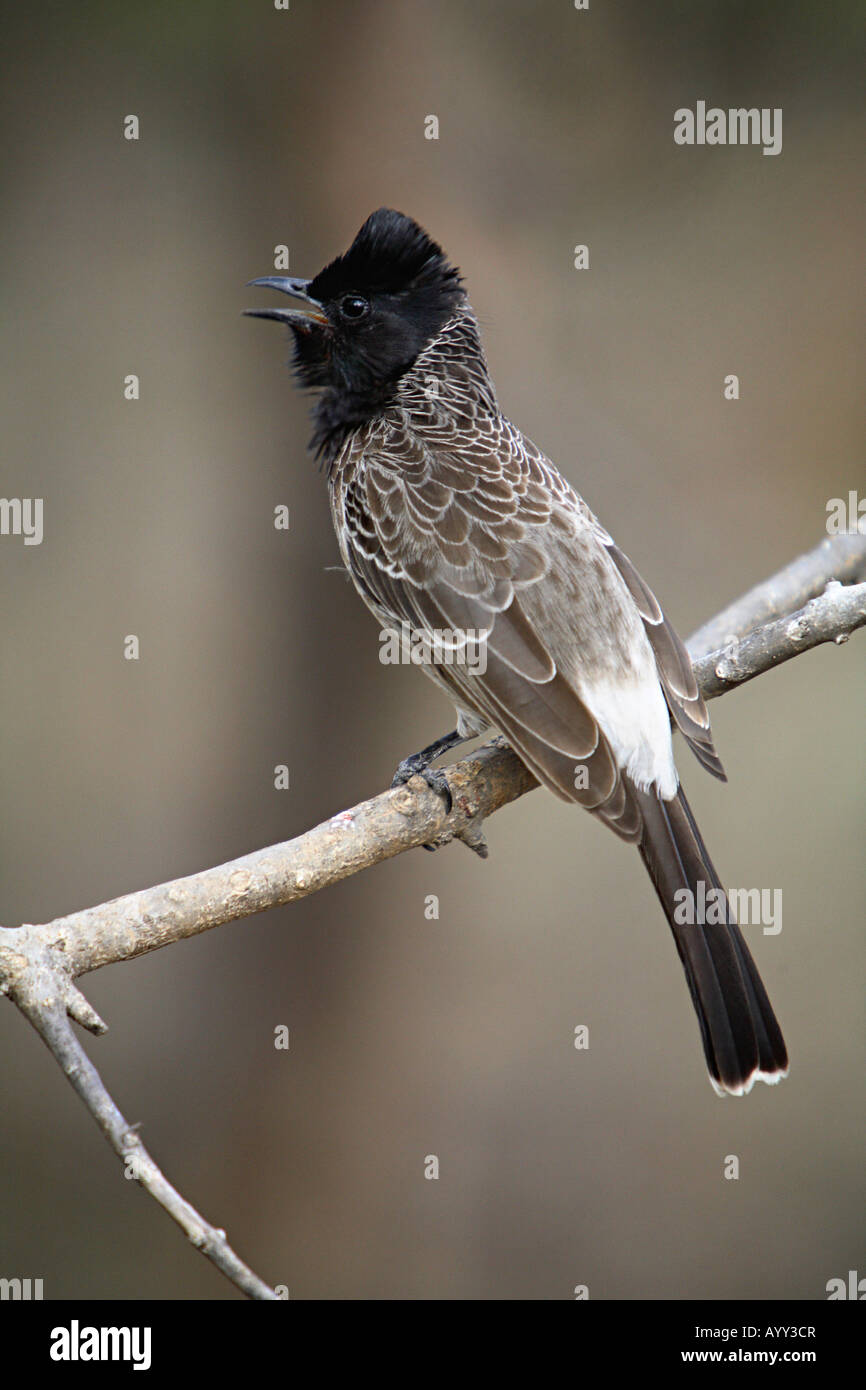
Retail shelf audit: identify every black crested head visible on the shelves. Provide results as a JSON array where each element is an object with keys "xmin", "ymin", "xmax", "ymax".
[
  {"xmin": 246, "ymin": 209, "xmax": 466, "ymax": 462},
  {"xmin": 308, "ymin": 207, "xmax": 461, "ymax": 308}
]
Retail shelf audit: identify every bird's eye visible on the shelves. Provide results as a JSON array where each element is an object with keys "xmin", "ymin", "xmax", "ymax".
[{"xmin": 339, "ymin": 295, "xmax": 370, "ymax": 321}]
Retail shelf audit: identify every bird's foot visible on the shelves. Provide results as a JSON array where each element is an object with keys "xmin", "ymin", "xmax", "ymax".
[
  {"xmin": 391, "ymin": 754, "xmax": 453, "ymax": 814},
  {"xmin": 391, "ymin": 728, "xmax": 491, "ymax": 855}
]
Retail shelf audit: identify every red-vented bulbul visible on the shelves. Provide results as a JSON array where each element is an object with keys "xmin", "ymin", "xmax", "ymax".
[{"xmin": 246, "ymin": 208, "xmax": 788, "ymax": 1096}]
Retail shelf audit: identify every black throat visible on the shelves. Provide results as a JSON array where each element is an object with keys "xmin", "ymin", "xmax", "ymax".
[{"xmin": 310, "ymin": 376, "xmax": 402, "ymax": 470}]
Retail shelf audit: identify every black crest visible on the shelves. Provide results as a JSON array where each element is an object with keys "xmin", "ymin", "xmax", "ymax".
[{"xmin": 308, "ymin": 208, "xmax": 463, "ymax": 305}]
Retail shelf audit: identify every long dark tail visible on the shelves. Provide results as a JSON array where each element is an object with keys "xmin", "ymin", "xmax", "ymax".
[{"xmin": 636, "ymin": 783, "xmax": 788, "ymax": 1095}]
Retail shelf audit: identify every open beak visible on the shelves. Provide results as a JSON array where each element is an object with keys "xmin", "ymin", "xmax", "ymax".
[{"xmin": 244, "ymin": 276, "xmax": 328, "ymax": 330}]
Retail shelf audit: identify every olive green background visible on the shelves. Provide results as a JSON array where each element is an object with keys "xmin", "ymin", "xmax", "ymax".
[{"xmin": 1, "ymin": 0, "xmax": 863, "ymax": 1298}]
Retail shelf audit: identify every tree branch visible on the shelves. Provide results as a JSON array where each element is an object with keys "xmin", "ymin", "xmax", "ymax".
[
  {"xmin": 2, "ymin": 532, "xmax": 863, "ymax": 1298},
  {"xmin": 16, "ymin": 965, "xmax": 279, "ymax": 1301},
  {"xmin": 688, "ymin": 531, "xmax": 866, "ymax": 655},
  {"xmin": 692, "ymin": 578, "xmax": 866, "ymax": 700}
]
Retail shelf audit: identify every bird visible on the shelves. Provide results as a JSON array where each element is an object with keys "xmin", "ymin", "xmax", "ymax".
[{"xmin": 246, "ymin": 207, "xmax": 788, "ymax": 1096}]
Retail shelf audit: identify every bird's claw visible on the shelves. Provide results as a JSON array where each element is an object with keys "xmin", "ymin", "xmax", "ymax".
[{"xmin": 391, "ymin": 758, "xmax": 453, "ymax": 815}]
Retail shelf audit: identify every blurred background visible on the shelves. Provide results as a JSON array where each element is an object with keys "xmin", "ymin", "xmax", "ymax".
[{"xmin": 1, "ymin": 0, "xmax": 863, "ymax": 1299}]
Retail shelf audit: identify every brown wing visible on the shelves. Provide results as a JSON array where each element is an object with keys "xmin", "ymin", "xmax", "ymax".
[{"xmin": 336, "ymin": 428, "xmax": 664, "ymax": 841}]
